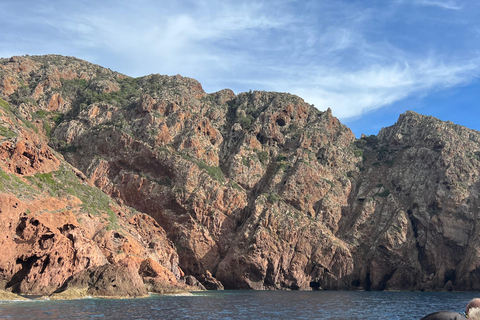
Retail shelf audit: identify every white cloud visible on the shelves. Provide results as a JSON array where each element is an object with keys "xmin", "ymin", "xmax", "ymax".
[
  {"xmin": 262, "ymin": 52, "xmax": 480, "ymax": 119},
  {"xmin": 2, "ymin": 0, "xmax": 480, "ymax": 122},
  {"xmin": 418, "ymin": 0, "xmax": 462, "ymax": 10}
]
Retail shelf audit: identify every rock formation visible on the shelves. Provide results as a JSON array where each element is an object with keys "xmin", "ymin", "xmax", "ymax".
[{"xmin": 0, "ymin": 54, "xmax": 479, "ymax": 295}]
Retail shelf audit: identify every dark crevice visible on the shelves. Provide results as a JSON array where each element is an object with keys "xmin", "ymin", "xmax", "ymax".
[
  {"xmin": 6, "ymin": 256, "xmax": 40, "ymax": 293},
  {"xmin": 377, "ymin": 269, "xmax": 395, "ymax": 291},
  {"xmin": 407, "ymin": 209, "xmax": 433, "ymax": 274},
  {"xmin": 276, "ymin": 118, "xmax": 286, "ymax": 127},
  {"xmin": 444, "ymin": 269, "xmax": 456, "ymax": 285},
  {"xmin": 15, "ymin": 217, "xmax": 28, "ymax": 238},
  {"xmin": 365, "ymin": 271, "xmax": 372, "ymax": 291},
  {"xmin": 40, "ymin": 256, "xmax": 50, "ymax": 274}
]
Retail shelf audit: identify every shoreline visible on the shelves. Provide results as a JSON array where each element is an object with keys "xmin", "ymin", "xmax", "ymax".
[{"xmin": 0, "ymin": 289, "xmax": 194, "ymax": 302}]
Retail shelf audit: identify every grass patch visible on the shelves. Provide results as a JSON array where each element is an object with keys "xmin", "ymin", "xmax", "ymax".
[
  {"xmin": 0, "ymin": 97, "xmax": 13, "ymax": 112},
  {"xmin": 242, "ymin": 156, "xmax": 251, "ymax": 168},
  {"xmin": 374, "ymin": 189, "xmax": 391, "ymax": 198},
  {"xmin": 230, "ymin": 180, "xmax": 243, "ymax": 192},
  {"xmin": 43, "ymin": 121, "xmax": 52, "ymax": 137},
  {"xmin": 33, "ymin": 110, "xmax": 49, "ymax": 119},
  {"xmin": 24, "ymin": 166, "xmax": 119, "ymax": 227},
  {"xmin": 256, "ymin": 150, "xmax": 269, "ymax": 165},
  {"xmin": 196, "ymin": 161, "xmax": 225, "ymax": 183},
  {"xmin": 52, "ymin": 113, "xmax": 65, "ymax": 125},
  {"xmin": 267, "ymin": 193, "xmax": 280, "ymax": 204},
  {"xmin": 0, "ymin": 168, "xmax": 37, "ymax": 195},
  {"xmin": 0, "ymin": 126, "xmax": 16, "ymax": 139},
  {"xmin": 353, "ymin": 149, "xmax": 363, "ymax": 158},
  {"xmin": 157, "ymin": 146, "xmax": 171, "ymax": 155},
  {"xmin": 323, "ymin": 179, "xmax": 335, "ymax": 188},
  {"xmin": 182, "ymin": 154, "xmax": 225, "ymax": 183}
]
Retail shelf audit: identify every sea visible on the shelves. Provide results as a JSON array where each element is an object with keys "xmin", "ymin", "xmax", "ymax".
[{"xmin": 0, "ymin": 290, "xmax": 477, "ymax": 320}]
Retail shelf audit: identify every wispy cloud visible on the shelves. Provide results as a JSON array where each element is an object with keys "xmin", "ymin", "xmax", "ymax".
[
  {"xmin": 284, "ymin": 57, "xmax": 480, "ymax": 118},
  {"xmin": 418, "ymin": 0, "xmax": 462, "ymax": 10},
  {"xmin": 1, "ymin": 0, "xmax": 480, "ymax": 121}
]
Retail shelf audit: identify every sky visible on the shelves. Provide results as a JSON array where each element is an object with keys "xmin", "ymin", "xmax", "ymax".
[{"xmin": 1, "ymin": 0, "xmax": 479, "ymax": 137}]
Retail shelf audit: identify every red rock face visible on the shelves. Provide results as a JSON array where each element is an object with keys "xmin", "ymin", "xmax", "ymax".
[
  {"xmin": 2, "ymin": 55, "xmax": 480, "ymax": 293},
  {"xmin": 0, "ymin": 138, "xmax": 60, "ymax": 176},
  {"xmin": 0, "ymin": 87, "xmax": 187, "ymax": 296}
]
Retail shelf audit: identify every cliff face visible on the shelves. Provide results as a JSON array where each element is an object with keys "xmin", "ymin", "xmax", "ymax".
[
  {"xmin": 0, "ymin": 57, "xmax": 189, "ymax": 297},
  {"xmin": 1, "ymin": 54, "xmax": 480, "ymax": 293},
  {"xmin": 341, "ymin": 112, "xmax": 480, "ymax": 291}
]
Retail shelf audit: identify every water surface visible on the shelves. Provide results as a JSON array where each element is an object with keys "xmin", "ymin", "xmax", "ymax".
[{"xmin": 0, "ymin": 290, "xmax": 477, "ymax": 319}]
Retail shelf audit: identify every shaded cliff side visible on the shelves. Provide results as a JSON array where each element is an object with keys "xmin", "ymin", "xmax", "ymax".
[
  {"xmin": 341, "ymin": 112, "xmax": 480, "ymax": 291},
  {"xmin": 1, "ymin": 54, "xmax": 480, "ymax": 292}
]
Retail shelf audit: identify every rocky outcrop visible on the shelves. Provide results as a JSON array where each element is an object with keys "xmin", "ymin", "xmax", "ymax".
[
  {"xmin": 1, "ymin": 55, "xmax": 480, "ymax": 293},
  {"xmin": 0, "ymin": 91, "xmax": 189, "ymax": 297},
  {"xmin": 54, "ymin": 258, "xmax": 148, "ymax": 298},
  {"xmin": 339, "ymin": 111, "xmax": 480, "ymax": 291},
  {"xmin": 0, "ymin": 290, "xmax": 28, "ymax": 301}
]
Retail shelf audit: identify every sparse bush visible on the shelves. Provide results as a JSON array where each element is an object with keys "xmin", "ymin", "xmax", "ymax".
[
  {"xmin": 353, "ymin": 149, "xmax": 363, "ymax": 158},
  {"xmin": 256, "ymin": 150, "xmax": 269, "ymax": 165},
  {"xmin": 374, "ymin": 189, "xmax": 390, "ymax": 198},
  {"xmin": 268, "ymin": 193, "xmax": 280, "ymax": 204}
]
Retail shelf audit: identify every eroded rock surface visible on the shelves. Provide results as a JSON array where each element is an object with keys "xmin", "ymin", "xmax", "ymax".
[
  {"xmin": 0, "ymin": 90, "xmax": 188, "ymax": 297},
  {"xmin": 1, "ymin": 55, "xmax": 480, "ymax": 293}
]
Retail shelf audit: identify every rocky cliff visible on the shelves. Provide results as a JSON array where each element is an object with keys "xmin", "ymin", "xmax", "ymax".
[{"xmin": 1, "ymin": 54, "xmax": 479, "ymax": 294}]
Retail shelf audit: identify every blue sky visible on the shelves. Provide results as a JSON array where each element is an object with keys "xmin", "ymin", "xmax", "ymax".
[{"xmin": 1, "ymin": 0, "xmax": 479, "ymax": 137}]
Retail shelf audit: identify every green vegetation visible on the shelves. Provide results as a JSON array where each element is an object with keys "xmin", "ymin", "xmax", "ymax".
[
  {"xmin": 242, "ymin": 156, "xmax": 251, "ymax": 168},
  {"xmin": 0, "ymin": 125, "xmax": 16, "ymax": 139},
  {"xmin": 467, "ymin": 151, "xmax": 480, "ymax": 161},
  {"xmin": 0, "ymin": 97, "xmax": 13, "ymax": 112},
  {"xmin": 0, "ymin": 98, "xmax": 38, "ymax": 134},
  {"xmin": 230, "ymin": 180, "xmax": 244, "ymax": 192},
  {"xmin": 24, "ymin": 166, "xmax": 119, "ymax": 228},
  {"xmin": 256, "ymin": 150, "xmax": 269, "ymax": 165},
  {"xmin": 43, "ymin": 121, "xmax": 52, "ymax": 137},
  {"xmin": 324, "ymin": 179, "xmax": 335, "ymax": 188},
  {"xmin": 353, "ymin": 149, "xmax": 363, "ymax": 158},
  {"xmin": 268, "ymin": 193, "xmax": 280, "ymax": 204},
  {"xmin": 275, "ymin": 154, "xmax": 290, "ymax": 172},
  {"xmin": 239, "ymin": 114, "xmax": 254, "ymax": 129},
  {"xmin": 59, "ymin": 143, "xmax": 79, "ymax": 153},
  {"xmin": 52, "ymin": 112, "xmax": 65, "ymax": 125},
  {"xmin": 385, "ymin": 159, "xmax": 394, "ymax": 167},
  {"xmin": 197, "ymin": 162, "xmax": 224, "ymax": 183},
  {"xmin": 33, "ymin": 110, "xmax": 49, "ymax": 119},
  {"xmin": 157, "ymin": 146, "xmax": 171, "ymax": 155},
  {"xmin": 374, "ymin": 189, "xmax": 391, "ymax": 198},
  {"xmin": 0, "ymin": 168, "xmax": 37, "ymax": 195},
  {"xmin": 181, "ymin": 155, "xmax": 225, "ymax": 184},
  {"xmin": 9, "ymin": 85, "xmax": 37, "ymax": 106},
  {"xmin": 56, "ymin": 77, "xmax": 142, "ymax": 118},
  {"xmin": 362, "ymin": 135, "xmax": 378, "ymax": 147}
]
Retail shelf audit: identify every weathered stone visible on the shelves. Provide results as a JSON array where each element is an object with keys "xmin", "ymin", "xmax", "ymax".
[{"xmin": 1, "ymin": 55, "xmax": 480, "ymax": 293}]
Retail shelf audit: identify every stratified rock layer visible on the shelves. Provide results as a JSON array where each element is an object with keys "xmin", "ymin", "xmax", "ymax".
[
  {"xmin": 1, "ymin": 55, "xmax": 480, "ymax": 292},
  {"xmin": 341, "ymin": 112, "xmax": 480, "ymax": 291}
]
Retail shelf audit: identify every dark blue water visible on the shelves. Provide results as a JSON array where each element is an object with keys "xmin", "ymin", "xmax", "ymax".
[{"xmin": 0, "ymin": 290, "xmax": 477, "ymax": 319}]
